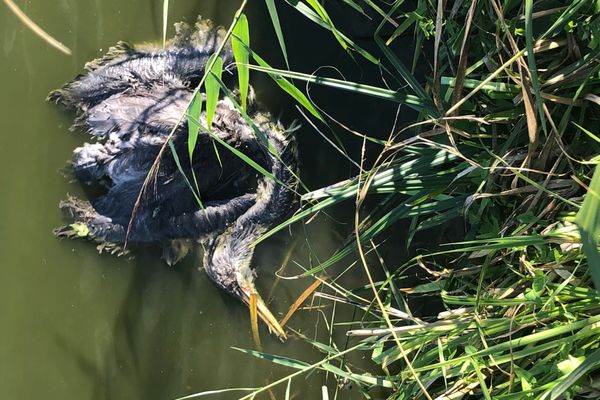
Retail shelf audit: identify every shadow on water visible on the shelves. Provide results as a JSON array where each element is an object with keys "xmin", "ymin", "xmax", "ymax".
[
  {"xmin": 49, "ymin": 253, "xmax": 221, "ymax": 400},
  {"xmin": 0, "ymin": 0, "xmax": 428, "ymax": 399}
]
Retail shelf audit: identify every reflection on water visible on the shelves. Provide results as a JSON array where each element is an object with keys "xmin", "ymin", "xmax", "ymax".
[{"xmin": 0, "ymin": 1, "xmax": 420, "ymax": 398}]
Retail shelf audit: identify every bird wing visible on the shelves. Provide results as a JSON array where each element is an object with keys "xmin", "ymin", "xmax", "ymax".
[{"xmin": 83, "ymin": 84, "xmax": 193, "ymax": 138}]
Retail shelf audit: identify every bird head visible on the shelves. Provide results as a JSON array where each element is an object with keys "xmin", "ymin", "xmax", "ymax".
[{"xmin": 203, "ymin": 233, "xmax": 286, "ymax": 339}]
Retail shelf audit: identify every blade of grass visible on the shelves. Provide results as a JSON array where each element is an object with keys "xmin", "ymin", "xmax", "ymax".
[
  {"xmin": 248, "ymin": 64, "xmax": 435, "ymax": 113},
  {"xmin": 542, "ymin": 347, "xmax": 600, "ymax": 400},
  {"xmin": 264, "ymin": 0, "xmax": 289, "ymax": 69},
  {"xmin": 250, "ymin": 50, "xmax": 323, "ymax": 120},
  {"xmin": 283, "ymin": 0, "xmax": 379, "ymax": 64},
  {"xmin": 279, "ymin": 277, "xmax": 325, "ymax": 327},
  {"xmin": 285, "ymin": 379, "xmax": 291, "ymax": 400},
  {"xmin": 524, "ymin": 0, "xmax": 548, "ymax": 137},
  {"xmin": 162, "ymin": 0, "xmax": 169, "ymax": 47},
  {"xmin": 205, "ymin": 55, "xmax": 223, "ymax": 129},
  {"xmin": 232, "ymin": 14, "xmax": 250, "ymax": 112},
  {"xmin": 175, "ymin": 388, "xmax": 256, "ymax": 400},
  {"xmin": 575, "ymin": 165, "xmax": 600, "ymax": 289},
  {"xmin": 305, "ymin": 0, "xmax": 349, "ymax": 51},
  {"xmin": 187, "ymin": 92, "xmax": 203, "ymax": 162},
  {"xmin": 4, "ymin": 0, "xmax": 71, "ymax": 55},
  {"xmin": 186, "ymin": 91, "xmax": 204, "ymax": 196},
  {"xmin": 446, "ymin": 49, "xmax": 526, "ymax": 116},
  {"xmin": 168, "ymin": 140, "xmax": 202, "ymax": 208}
]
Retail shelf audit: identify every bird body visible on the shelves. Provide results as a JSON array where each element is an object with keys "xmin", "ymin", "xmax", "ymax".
[{"xmin": 50, "ymin": 17, "xmax": 297, "ymax": 337}]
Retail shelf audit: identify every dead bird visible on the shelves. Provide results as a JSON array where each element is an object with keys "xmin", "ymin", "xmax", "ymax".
[{"xmin": 49, "ymin": 17, "xmax": 298, "ymax": 338}]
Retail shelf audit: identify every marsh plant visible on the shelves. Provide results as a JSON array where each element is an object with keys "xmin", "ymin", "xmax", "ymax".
[{"xmin": 169, "ymin": 0, "xmax": 600, "ymax": 399}]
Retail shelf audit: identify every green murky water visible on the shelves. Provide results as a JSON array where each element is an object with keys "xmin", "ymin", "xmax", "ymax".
[{"xmin": 0, "ymin": 1, "xmax": 419, "ymax": 399}]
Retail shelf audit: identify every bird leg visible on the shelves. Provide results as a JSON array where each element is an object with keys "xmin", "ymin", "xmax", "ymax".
[{"xmin": 54, "ymin": 195, "xmax": 131, "ymax": 257}]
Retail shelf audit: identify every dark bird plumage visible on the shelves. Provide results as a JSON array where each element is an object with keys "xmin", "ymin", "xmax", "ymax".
[{"xmin": 49, "ymin": 17, "xmax": 298, "ymax": 337}]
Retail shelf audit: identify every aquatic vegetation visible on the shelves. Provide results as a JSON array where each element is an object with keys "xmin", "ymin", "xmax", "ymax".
[
  {"xmin": 180, "ymin": 1, "xmax": 600, "ymax": 399},
  {"xmin": 49, "ymin": 16, "xmax": 298, "ymax": 338}
]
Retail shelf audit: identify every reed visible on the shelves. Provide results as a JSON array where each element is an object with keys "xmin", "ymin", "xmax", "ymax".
[{"xmin": 166, "ymin": 0, "xmax": 600, "ymax": 398}]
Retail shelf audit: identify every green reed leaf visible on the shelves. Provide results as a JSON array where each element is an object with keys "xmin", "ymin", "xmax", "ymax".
[
  {"xmin": 232, "ymin": 13, "xmax": 250, "ymax": 112},
  {"xmin": 264, "ymin": 0, "xmax": 289, "ymax": 69},
  {"xmin": 187, "ymin": 92, "xmax": 203, "ymax": 161},
  {"xmin": 575, "ymin": 165, "xmax": 600, "ymax": 289},
  {"xmin": 205, "ymin": 55, "xmax": 223, "ymax": 129}
]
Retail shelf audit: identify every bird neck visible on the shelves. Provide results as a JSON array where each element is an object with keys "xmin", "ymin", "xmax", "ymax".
[{"xmin": 202, "ymin": 124, "xmax": 297, "ymax": 293}]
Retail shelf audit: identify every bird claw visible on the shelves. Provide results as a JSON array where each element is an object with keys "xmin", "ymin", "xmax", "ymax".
[{"xmin": 54, "ymin": 222, "xmax": 132, "ymax": 259}]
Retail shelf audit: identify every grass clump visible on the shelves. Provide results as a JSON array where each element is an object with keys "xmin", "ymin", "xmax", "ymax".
[{"xmin": 184, "ymin": 0, "xmax": 600, "ymax": 399}]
